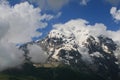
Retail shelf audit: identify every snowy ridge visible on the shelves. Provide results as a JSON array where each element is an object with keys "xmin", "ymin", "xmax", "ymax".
[
  {"xmin": 24, "ymin": 29, "xmax": 114, "ymax": 65},
  {"xmin": 44, "ymin": 29, "xmax": 110, "ymax": 61}
]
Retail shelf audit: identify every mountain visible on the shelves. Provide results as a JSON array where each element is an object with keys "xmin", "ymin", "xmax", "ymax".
[{"xmin": 20, "ymin": 29, "xmax": 120, "ymax": 80}]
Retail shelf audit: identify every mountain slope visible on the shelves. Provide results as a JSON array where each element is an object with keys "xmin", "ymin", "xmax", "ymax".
[{"xmin": 19, "ymin": 29, "xmax": 120, "ymax": 80}]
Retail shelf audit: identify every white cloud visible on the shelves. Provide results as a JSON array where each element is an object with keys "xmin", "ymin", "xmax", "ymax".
[
  {"xmin": 0, "ymin": 1, "xmax": 52, "ymax": 71},
  {"xmin": 110, "ymin": 7, "xmax": 120, "ymax": 22},
  {"xmin": 0, "ymin": 42, "xmax": 24, "ymax": 71},
  {"xmin": 80, "ymin": 0, "xmax": 90, "ymax": 6},
  {"xmin": 0, "ymin": 1, "xmax": 50, "ymax": 43}
]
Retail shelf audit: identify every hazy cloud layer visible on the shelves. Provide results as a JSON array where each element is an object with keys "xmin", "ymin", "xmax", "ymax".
[
  {"xmin": 28, "ymin": 0, "xmax": 90, "ymax": 10},
  {"xmin": 106, "ymin": 0, "xmax": 120, "ymax": 5},
  {"xmin": 27, "ymin": 44, "xmax": 48, "ymax": 63},
  {"xmin": 0, "ymin": 0, "xmax": 52, "ymax": 71},
  {"xmin": 27, "ymin": 0, "xmax": 69, "ymax": 11},
  {"xmin": 80, "ymin": 0, "xmax": 90, "ymax": 6}
]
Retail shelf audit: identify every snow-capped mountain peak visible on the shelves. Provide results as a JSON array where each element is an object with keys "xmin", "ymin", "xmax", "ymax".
[{"xmin": 20, "ymin": 28, "xmax": 120, "ymax": 80}]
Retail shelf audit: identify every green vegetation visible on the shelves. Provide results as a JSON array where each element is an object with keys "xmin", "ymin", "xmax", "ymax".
[{"xmin": 0, "ymin": 63, "xmax": 103, "ymax": 80}]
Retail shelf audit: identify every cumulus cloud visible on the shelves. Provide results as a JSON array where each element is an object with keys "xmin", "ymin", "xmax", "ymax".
[
  {"xmin": 80, "ymin": 0, "xmax": 90, "ymax": 6},
  {"xmin": 0, "ymin": 0, "xmax": 52, "ymax": 71},
  {"xmin": 110, "ymin": 7, "xmax": 120, "ymax": 22},
  {"xmin": 52, "ymin": 19, "xmax": 120, "ymax": 61},
  {"xmin": 27, "ymin": 0, "xmax": 69, "ymax": 11},
  {"xmin": 0, "ymin": 1, "xmax": 53, "ymax": 43}
]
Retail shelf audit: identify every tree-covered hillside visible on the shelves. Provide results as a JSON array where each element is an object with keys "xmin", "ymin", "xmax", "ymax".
[{"xmin": 0, "ymin": 63, "xmax": 103, "ymax": 80}]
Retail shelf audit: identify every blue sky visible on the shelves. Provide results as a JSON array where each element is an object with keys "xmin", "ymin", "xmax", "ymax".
[
  {"xmin": 7, "ymin": 0, "xmax": 120, "ymax": 39},
  {"xmin": 51, "ymin": 0, "xmax": 120, "ymax": 30}
]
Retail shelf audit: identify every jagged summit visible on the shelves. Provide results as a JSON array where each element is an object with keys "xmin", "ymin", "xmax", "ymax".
[{"xmin": 20, "ymin": 29, "xmax": 120, "ymax": 80}]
